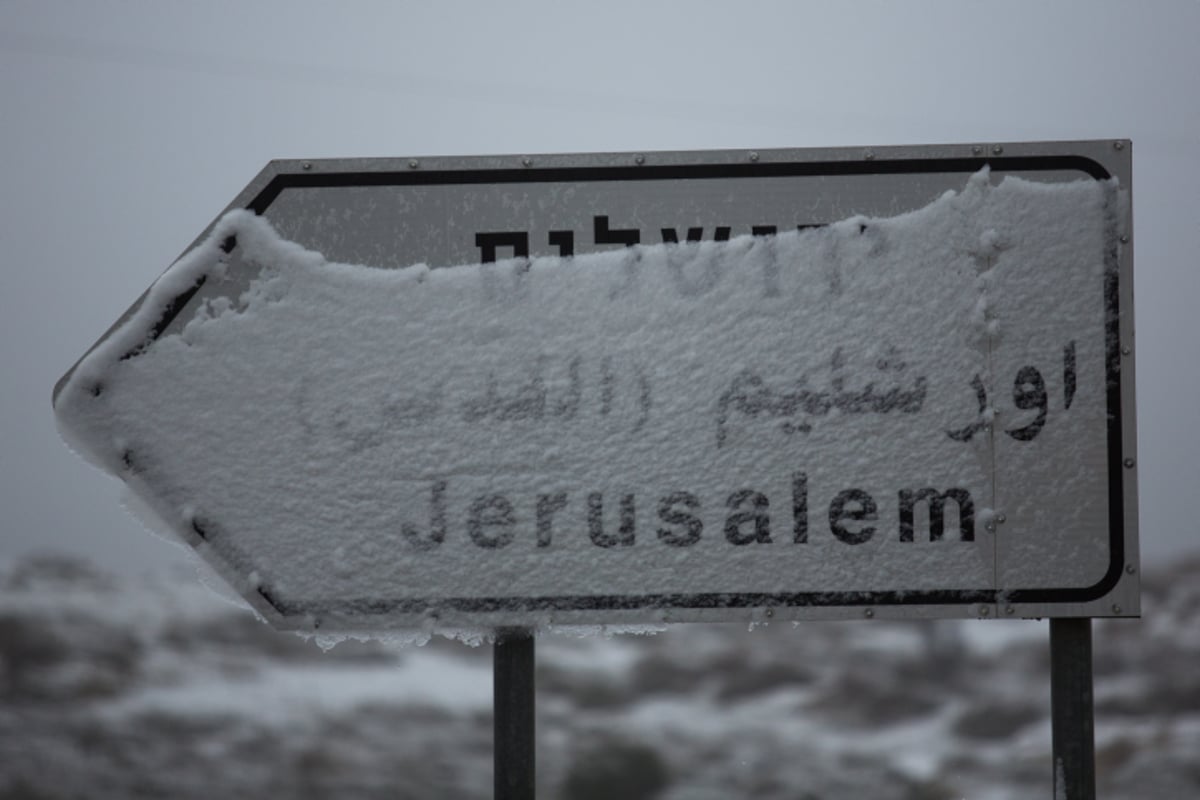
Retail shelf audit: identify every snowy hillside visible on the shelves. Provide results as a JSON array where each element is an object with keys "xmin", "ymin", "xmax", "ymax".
[{"xmin": 1, "ymin": 553, "xmax": 1196, "ymax": 799}]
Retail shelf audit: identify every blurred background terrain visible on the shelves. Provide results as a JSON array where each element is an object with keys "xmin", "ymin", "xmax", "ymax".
[{"xmin": 2, "ymin": 552, "xmax": 1197, "ymax": 799}]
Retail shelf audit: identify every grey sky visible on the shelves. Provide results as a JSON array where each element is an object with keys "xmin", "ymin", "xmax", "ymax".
[{"xmin": 3, "ymin": 0, "xmax": 1198, "ymax": 574}]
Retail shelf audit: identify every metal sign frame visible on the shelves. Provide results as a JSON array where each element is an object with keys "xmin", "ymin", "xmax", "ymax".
[{"xmin": 55, "ymin": 140, "xmax": 1139, "ymax": 629}]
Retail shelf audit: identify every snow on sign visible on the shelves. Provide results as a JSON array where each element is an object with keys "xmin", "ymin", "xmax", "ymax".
[{"xmin": 54, "ymin": 141, "xmax": 1139, "ymax": 632}]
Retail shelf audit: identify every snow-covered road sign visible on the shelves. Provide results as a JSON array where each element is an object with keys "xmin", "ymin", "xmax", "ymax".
[{"xmin": 54, "ymin": 142, "xmax": 1138, "ymax": 632}]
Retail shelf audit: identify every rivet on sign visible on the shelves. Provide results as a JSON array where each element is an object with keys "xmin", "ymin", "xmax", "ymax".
[
  {"xmin": 748, "ymin": 151, "xmax": 760, "ymax": 162},
  {"xmin": 301, "ymin": 161, "xmax": 312, "ymax": 171},
  {"xmin": 634, "ymin": 154, "xmax": 645, "ymax": 165},
  {"xmin": 1112, "ymin": 604, "xmax": 1122, "ymax": 614},
  {"xmin": 1005, "ymin": 605, "xmax": 1016, "ymax": 615},
  {"xmin": 982, "ymin": 424, "xmax": 993, "ymax": 434},
  {"xmin": 1123, "ymin": 457, "xmax": 1136, "ymax": 469},
  {"xmin": 764, "ymin": 608, "xmax": 774, "ymax": 618},
  {"xmin": 864, "ymin": 149, "xmax": 875, "ymax": 161},
  {"xmin": 521, "ymin": 156, "xmax": 532, "ymax": 167},
  {"xmin": 408, "ymin": 159, "xmax": 419, "ymax": 169},
  {"xmin": 992, "ymin": 145, "xmax": 1004, "ymax": 155},
  {"xmin": 1113, "ymin": 141, "xmax": 1125, "ymax": 151},
  {"xmin": 972, "ymin": 145, "xmax": 983, "ymax": 156},
  {"xmin": 996, "ymin": 513, "xmax": 1007, "ymax": 524},
  {"xmin": 1120, "ymin": 234, "xmax": 1130, "ymax": 244},
  {"xmin": 1125, "ymin": 563, "xmax": 1136, "ymax": 575},
  {"xmin": 1121, "ymin": 346, "xmax": 1132, "ymax": 356},
  {"xmin": 864, "ymin": 608, "xmax": 875, "ymax": 618},
  {"xmin": 979, "ymin": 606, "xmax": 990, "ymax": 617},
  {"xmin": 985, "ymin": 521, "xmax": 997, "ymax": 533}
]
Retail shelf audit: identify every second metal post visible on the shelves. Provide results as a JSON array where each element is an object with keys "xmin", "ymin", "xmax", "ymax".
[{"xmin": 1050, "ymin": 617, "xmax": 1095, "ymax": 799}]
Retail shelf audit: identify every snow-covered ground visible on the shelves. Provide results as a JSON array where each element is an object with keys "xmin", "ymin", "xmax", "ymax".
[{"xmin": 1, "ymin": 553, "xmax": 1196, "ymax": 799}]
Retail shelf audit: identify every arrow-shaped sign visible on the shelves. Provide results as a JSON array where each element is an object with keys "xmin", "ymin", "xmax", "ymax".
[{"xmin": 53, "ymin": 143, "xmax": 1139, "ymax": 632}]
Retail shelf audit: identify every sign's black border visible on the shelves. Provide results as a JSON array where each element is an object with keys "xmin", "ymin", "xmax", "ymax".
[{"xmin": 177, "ymin": 154, "xmax": 1127, "ymax": 619}]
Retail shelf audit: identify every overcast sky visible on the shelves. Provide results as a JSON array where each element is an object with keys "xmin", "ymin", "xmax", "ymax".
[{"xmin": 3, "ymin": 0, "xmax": 1198, "ymax": 576}]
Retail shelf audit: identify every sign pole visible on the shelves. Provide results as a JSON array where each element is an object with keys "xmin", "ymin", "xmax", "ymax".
[
  {"xmin": 494, "ymin": 627, "xmax": 536, "ymax": 800},
  {"xmin": 1050, "ymin": 617, "xmax": 1096, "ymax": 799}
]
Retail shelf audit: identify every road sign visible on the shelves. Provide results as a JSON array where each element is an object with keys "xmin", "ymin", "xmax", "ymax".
[{"xmin": 54, "ymin": 141, "xmax": 1138, "ymax": 632}]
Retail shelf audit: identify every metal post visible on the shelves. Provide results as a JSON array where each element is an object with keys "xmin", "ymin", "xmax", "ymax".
[
  {"xmin": 1050, "ymin": 617, "xmax": 1095, "ymax": 799},
  {"xmin": 494, "ymin": 627, "xmax": 535, "ymax": 800}
]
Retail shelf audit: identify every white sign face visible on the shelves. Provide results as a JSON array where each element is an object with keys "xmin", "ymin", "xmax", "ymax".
[{"xmin": 54, "ymin": 142, "xmax": 1138, "ymax": 631}]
